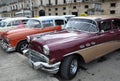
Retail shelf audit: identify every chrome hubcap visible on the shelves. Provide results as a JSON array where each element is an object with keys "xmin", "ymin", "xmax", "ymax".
[
  {"xmin": 21, "ymin": 43, "xmax": 28, "ymax": 51},
  {"xmin": 70, "ymin": 59, "xmax": 78, "ymax": 75}
]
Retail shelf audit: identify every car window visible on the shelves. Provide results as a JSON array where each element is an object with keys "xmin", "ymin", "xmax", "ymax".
[
  {"xmin": 66, "ymin": 19, "xmax": 98, "ymax": 32},
  {"xmin": 0, "ymin": 21, "xmax": 7, "ymax": 27},
  {"xmin": 7, "ymin": 22, "xmax": 12, "ymax": 26},
  {"xmin": 112, "ymin": 19, "xmax": 120, "ymax": 29},
  {"xmin": 11, "ymin": 20, "xmax": 20, "ymax": 26},
  {"xmin": 26, "ymin": 19, "xmax": 41, "ymax": 28},
  {"xmin": 42, "ymin": 20, "xmax": 54, "ymax": 27},
  {"xmin": 21, "ymin": 19, "xmax": 28, "ymax": 24},
  {"xmin": 55, "ymin": 20, "xmax": 64, "ymax": 25},
  {"xmin": 99, "ymin": 20, "xmax": 111, "ymax": 31}
]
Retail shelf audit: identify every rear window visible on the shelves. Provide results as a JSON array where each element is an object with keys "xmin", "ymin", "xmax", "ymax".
[{"xmin": 55, "ymin": 20, "xmax": 64, "ymax": 26}]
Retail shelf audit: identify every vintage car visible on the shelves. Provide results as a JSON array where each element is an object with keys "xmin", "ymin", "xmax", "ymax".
[
  {"xmin": 0, "ymin": 17, "xmax": 28, "ymax": 39},
  {"xmin": 23, "ymin": 16, "xmax": 120, "ymax": 80},
  {"xmin": 0, "ymin": 16, "xmax": 67, "ymax": 53},
  {"xmin": 0, "ymin": 17, "xmax": 28, "ymax": 32}
]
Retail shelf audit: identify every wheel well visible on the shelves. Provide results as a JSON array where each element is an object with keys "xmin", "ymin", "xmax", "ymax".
[
  {"xmin": 63, "ymin": 53, "xmax": 85, "ymax": 64},
  {"xmin": 74, "ymin": 53, "xmax": 85, "ymax": 64},
  {"xmin": 16, "ymin": 40, "xmax": 27, "ymax": 50}
]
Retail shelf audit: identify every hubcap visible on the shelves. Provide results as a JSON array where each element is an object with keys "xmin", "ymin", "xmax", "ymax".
[
  {"xmin": 70, "ymin": 59, "xmax": 78, "ymax": 75},
  {"xmin": 20, "ymin": 43, "xmax": 28, "ymax": 52}
]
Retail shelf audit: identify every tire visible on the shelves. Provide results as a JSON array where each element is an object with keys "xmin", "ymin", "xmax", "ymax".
[
  {"xmin": 16, "ymin": 40, "xmax": 28, "ymax": 54},
  {"xmin": 60, "ymin": 55, "xmax": 79, "ymax": 80}
]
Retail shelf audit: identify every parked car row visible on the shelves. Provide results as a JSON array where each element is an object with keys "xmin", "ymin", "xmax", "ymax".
[
  {"xmin": 0, "ymin": 17, "xmax": 28, "ymax": 31},
  {"xmin": 0, "ymin": 16, "xmax": 67, "ymax": 53},
  {"xmin": 0, "ymin": 15, "xmax": 120, "ymax": 80}
]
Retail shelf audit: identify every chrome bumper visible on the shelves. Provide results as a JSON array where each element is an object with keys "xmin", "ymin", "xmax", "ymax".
[
  {"xmin": 0, "ymin": 40, "xmax": 15, "ymax": 52},
  {"xmin": 28, "ymin": 59, "xmax": 60, "ymax": 74},
  {"xmin": 23, "ymin": 49, "xmax": 60, "ymax": 74}
]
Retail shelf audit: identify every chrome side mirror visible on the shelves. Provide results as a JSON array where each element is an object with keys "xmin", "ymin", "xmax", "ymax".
[
  {"xmin": 101, "ymin": 30, "xmax": 105, "ymax": 33},
  {"xmin": 98, "ymin": 30, "xmax": 105, "ymax": 35}
]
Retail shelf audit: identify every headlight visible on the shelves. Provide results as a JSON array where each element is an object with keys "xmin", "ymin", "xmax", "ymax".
[
  {"xmin": 27, "ymin": 36, "xmax": 30, "ymax": 43},
  {"xmin": 5, "ymin": 37, "xmax": 9, "ymax": 43},
  {"xmin": 6, "ymin": 38, "xmax": 9, "ymax": 42},
  {"xmin": 43, "ymin": 45, "xmax": 49, "ymax": 55}
]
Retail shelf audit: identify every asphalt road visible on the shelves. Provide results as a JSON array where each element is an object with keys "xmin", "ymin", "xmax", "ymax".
[{"xmin": 0, "ymin": 47, "xmax": 120, "ymax": 81}]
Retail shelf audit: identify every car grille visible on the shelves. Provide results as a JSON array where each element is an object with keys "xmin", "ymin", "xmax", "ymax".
[
  {"xmin": 29, "ymin": 50, "xmax": 48, "ymax": 63},
  {"xmin": 29, "ymin": 43, "xmax": 43, "ymax": 53},
  {"xmin": 1, "ymin": 36, "xmax": 8, "ymax": 44}
]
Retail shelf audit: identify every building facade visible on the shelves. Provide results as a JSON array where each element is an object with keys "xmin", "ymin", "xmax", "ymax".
[{"xmin": 0, "ymin": 0, "xmax": 120, "ymax": 17}]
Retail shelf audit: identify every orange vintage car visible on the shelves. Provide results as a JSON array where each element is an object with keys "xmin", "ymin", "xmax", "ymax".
[{"xmin": 0, "ymin": 16, "xmax": 67, "ymax": 53}]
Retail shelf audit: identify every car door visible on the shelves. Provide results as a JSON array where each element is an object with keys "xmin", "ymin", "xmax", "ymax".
[
  {"xmin": 94, "ymin": 19, "xmax": 119, "ymax": 59},
  {"xmin": 111, "ymin": 19, "xmax": 120, "ymax": 40},
  {"xmin": 79, "ymin": 19, "xmax": 118, "ymax": 63},
  {"xmin": 2, "ymin": 22, "xmax": 13, "ymax": 31},
  {"xmin": 17, "ymin": 20, "xmax": 28, "ymax": 28},
  {"xmin": 40, "ymin": 20, "xmax": 61, "ymax": 32},
  {"xmin": 11, "ymin": 20, "xmax": 21, "ymax": 29},
  {"xmin": 4, "ymin": 20, "xmax": 20, "ymax": 31}
]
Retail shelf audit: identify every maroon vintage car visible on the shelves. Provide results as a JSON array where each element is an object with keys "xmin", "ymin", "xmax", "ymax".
[{"xmin": 23, "ymin": 16, "xmax": 120, "ymax": 80}]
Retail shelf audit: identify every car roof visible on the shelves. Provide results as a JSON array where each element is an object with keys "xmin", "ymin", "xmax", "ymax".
[
  {"xmin": 72, "ymin": 15, "xmax": 120, "ymax": 21},
  {"xmin": 30, "ymin": 16, "xmax": 67, "ymax": 21},
  {"xmin": 61, "ymin": 15, "xmax": 76, "ymax": 17},
  {"xmin": 2, "ymin": 17, "xmax": 29, "ymax": 22}
]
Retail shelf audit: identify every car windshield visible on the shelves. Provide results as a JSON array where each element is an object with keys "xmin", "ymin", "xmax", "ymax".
[
  {"xmin": 66, "ymin": 18, "xmax": 98, "ymax": 32},
  {"xmin": 0, "ymin": 21, "xmax": 7, "ymax": 27},
  {"xmin": 26, "ymin": 19, "xmax": 41, "ymax": 28}
]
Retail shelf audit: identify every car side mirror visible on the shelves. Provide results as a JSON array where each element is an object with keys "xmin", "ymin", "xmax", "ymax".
[
  {"xmin": 101, "ymin": 30, "xmax": 105, "ymax": 33},
  {"xmin": 98, "ymin": 30, "xmax": 105, "ymax": 35}
]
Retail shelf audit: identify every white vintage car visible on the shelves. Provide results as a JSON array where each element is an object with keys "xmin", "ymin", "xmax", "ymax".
[{"xmin": 0, "ymin": 17, "xmax": 29, "ymax": 32}]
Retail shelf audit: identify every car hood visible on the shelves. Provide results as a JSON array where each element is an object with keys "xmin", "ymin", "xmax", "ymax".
[
  {"xmin": 5, "ymin": 28, "xmax": 35, "ymax": 35},
  {"xmin": 2, "ymin": 28, "xmax": 41, "ymax": 37},
  {"xmin": 31, "ymin": 30, "xmax": 94, "ymax": 46}
]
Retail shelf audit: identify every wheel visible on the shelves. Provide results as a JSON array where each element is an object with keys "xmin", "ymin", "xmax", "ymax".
[
  {"xmin": 16, "ymin": 41, "xmax": 28, "ymax": 54},
  {"xmin": 60, "ymin": 55, "xmax": 79, "ymax": 80}
]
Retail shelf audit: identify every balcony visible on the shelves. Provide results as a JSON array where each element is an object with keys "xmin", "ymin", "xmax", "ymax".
[
  {"xmin": 0, "ymin": 3, "xmax": 6, "ymax": 6},
  {"xmin": 23, "ymin": 7, "xmax": 30, "ymax": 10},
  {"xmin": 46, "ymin": 3, "xmax": 52, "ymax": 6},
  {"xmin": 11, "ymin": 8, "xmax": 19, "ymax": 11},
  {"xmin": 7, "ymin": 7, "xmax": 11, "ymax": 12},
  {"xmin": 99, "ymin": 0, "xmax": 119, "ymax": 2},
  {"xmin": 32, "ymin": 4, "xmax": 40, "ymax": 8},
  {"xmin": 1, "ymin": 9, "xmax": 7, "ymax": 13},
  {"xmin": 18, "ymin": 0, "xmax": 25, "ymax": 2}
]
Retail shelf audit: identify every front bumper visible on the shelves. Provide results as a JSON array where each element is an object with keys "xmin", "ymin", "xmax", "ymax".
[
  {"xmin": 0, "ymin": 40, "xmax": 15, "ymax": 52},
  {"xmin": 23, "ymin": 49, "xmax": 60, "ymax": 74}
]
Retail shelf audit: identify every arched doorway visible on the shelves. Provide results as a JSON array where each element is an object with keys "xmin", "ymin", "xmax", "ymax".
[{"xmin": 39, "ymin": 10, "xmax": 45, "ymax": 16}]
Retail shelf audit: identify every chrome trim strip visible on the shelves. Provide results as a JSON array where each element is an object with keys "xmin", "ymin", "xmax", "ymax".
[
  {"xmin": 28, "ymin": 59, "xmax": 60, "ymax": 74},
  {"xmin": 64, "ymin": 41, "xmax": 120, "ymax": 57}
]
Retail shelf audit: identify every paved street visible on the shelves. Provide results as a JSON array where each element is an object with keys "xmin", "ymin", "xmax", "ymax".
[{"xmin": 0, "ymin": 47, "xmax": 120, "ymax": 81}]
